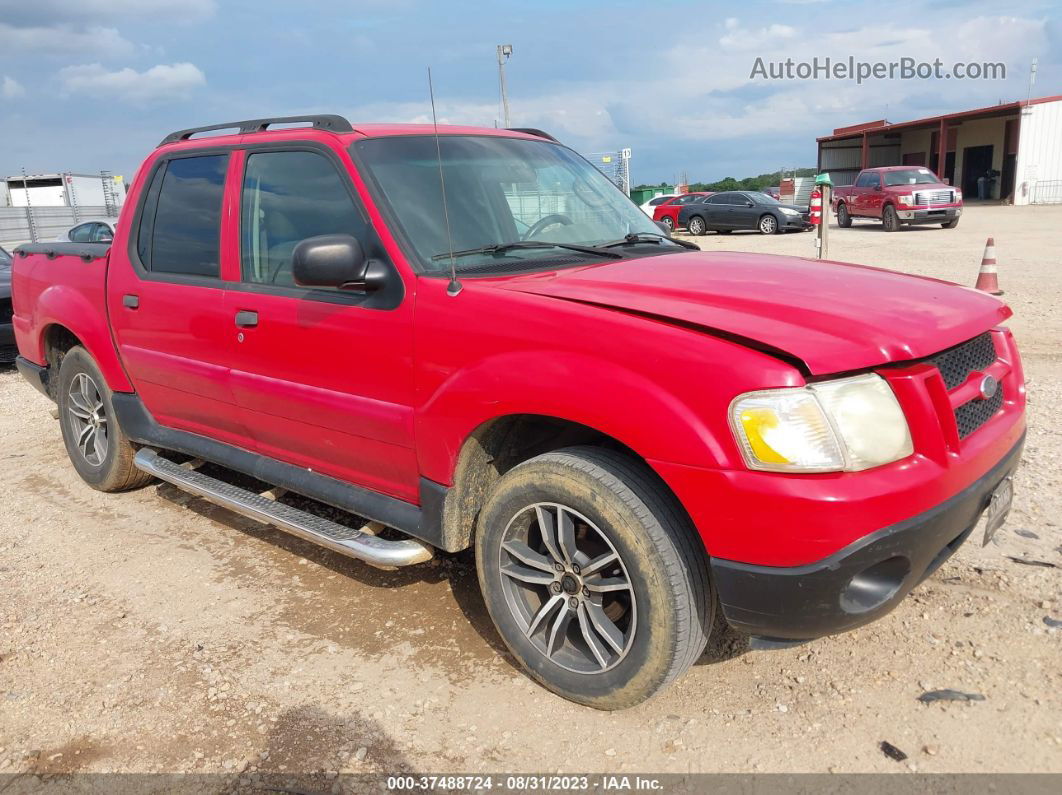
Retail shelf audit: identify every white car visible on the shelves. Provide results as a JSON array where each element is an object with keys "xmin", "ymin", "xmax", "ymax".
[
  {"xmin": 639, "ymin": 194, "xmax": 676, "ymax": 218},
  {"xmin": 55, "ymin": 219, "xmax": 116, "ymax": 243}
]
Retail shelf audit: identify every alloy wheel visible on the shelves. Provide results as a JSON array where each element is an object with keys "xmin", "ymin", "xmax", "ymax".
[
  {"xmin": 760, "ymin": 215, "xmax": 777, "ymax": 234},
  {"xmin": 66, "ymin": 372, "xmax": 109, "ymax": 467},
  {"xmin": 498, "ymin": 502, "xmax": 637, "ymax": 674}
]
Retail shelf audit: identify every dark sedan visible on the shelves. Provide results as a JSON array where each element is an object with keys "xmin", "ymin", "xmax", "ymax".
[
  {"xmin": 1, "ymin": 245, "xmax": 15, "ymax": 363},
  {"xmin": 679, "ymin": 191, "xmax": 811, "ymax": 235}
]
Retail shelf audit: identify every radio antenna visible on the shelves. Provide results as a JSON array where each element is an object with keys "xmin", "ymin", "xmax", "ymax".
[{"xmin": 428, "ymin": 67, "xmax": 461, "ymax": 297}]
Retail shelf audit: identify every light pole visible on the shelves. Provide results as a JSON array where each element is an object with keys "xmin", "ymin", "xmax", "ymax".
[{"xmin": 497, "ymin": 44, "xmax": 513, "ymax": 128}]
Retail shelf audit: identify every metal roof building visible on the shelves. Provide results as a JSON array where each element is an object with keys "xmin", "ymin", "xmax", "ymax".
[{"xmin": 817, "ymin": 93, "xmax": 1062, "ymax": 204}]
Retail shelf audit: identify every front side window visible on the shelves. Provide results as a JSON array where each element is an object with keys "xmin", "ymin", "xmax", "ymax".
[
  {"xmin": 353, "ymin": 135, "xmax": 669, "ymax": 273},
  {"xmin": 143, "ymin": 154, "xmax": 228, "ymax": 277},
  {"xmin": 241, "ymin": 150, "xmax": 369, "ymax": 287}
]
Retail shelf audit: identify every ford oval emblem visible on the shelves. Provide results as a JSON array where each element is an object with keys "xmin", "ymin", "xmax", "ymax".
[{"xmin": 979, "ymin": 375, "xmax": 999, "ymax": 400}]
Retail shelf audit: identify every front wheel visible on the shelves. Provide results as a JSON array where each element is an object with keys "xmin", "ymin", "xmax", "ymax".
[
  {"xmin": 882, "ymin": 204, "xmax": 901, "ymax": 232},
  {"xmin": 57, "ymin": 346, "xmax": 152, "ymax": 492},
  {"xmin": 475, "ymin": 447, "xmax": 713, "ymax": 710},
  {"xmin": 758, "ymin": 214, "xmax": 779, "ymax": 234},
  {"xmin": 687, "ymin": 215, "xmax": 706, "ymax": 236}
]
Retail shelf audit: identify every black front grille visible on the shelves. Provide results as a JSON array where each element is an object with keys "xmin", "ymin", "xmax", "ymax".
[
  {"xmin": 928, "ymin": 332, "xmax": 996, "ymax": 390},
  {"xmin": 954, "ymin": 389, "xmax": 1004, "ymax": 439}
]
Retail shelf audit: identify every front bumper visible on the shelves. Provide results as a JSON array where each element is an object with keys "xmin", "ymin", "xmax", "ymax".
[
  {"xmin": 710, "ymin": 432, "xmax": 1023, "ymax": 641},
  {"xmin": 897, "ymin": 205, "xmax": 962, "ymax": 224},
  {"xmin": 782, "ymin": 214, "xmax": 812, "ymax": 230}
]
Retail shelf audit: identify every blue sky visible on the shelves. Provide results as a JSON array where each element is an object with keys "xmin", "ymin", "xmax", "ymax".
[{"xmin": 1, "ymin": 0, "xmax": 1059, "ymax": 185}]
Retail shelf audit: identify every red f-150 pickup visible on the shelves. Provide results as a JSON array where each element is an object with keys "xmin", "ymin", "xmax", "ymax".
[
  {"xmin": 10, "ymin": 115, "xmax": 1024, "ymax": 709},
  {"xmin": 832, "ymin": 166, "xmax": 963, "ymax": 231}
]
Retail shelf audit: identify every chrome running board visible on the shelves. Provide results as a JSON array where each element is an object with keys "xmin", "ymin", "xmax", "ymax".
[{"xmin": 134, "ymin": 449, "xmax": 434, "ymax": 568}]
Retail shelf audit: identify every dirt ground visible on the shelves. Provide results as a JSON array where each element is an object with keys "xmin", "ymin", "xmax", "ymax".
[{"xmin": 1, "ymin": 204, "xmax": 1059, "ymax": 782}]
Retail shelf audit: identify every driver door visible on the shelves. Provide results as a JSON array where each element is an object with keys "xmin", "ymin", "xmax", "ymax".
[{"xmin": 226, "ymin": 145, "xmax": 420, "ymax": 502}]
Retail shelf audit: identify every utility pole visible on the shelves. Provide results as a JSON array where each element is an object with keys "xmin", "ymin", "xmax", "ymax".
[{"xmin": 497, "ymin": 44, "xmax": 513, "ymax": 128}]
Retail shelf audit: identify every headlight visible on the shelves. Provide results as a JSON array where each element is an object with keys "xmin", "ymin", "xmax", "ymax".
[
  {"xmin": 779, "ymin": 207, "xmax": 800, "ymax": 216},
  {"xmin": 730, "ymin": 374, "xmax": 913, "ymax": 473},
  {"xmin": 897, "ymin": 195, "xmax": 914, "ymax": 206},
  {"xmin": 954, "ymin": 189, "xmax": 963, "ymax": 201}
]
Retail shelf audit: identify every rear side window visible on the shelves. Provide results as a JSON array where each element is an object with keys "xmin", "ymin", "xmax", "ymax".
[
  {"xmin": 138, "ymin": 154, "xmax": 228, "ymax": 277},
  {"xmin": 240, "ymin": 150, "xmax": 368, "ymax": 287},
  {"xmin": 70, "ymin": 224, "xmax": 93, "ymax": 242}
]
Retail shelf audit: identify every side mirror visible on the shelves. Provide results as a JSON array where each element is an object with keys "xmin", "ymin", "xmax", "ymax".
[
  {"xmin": 943, "ymin": 177, "xmax": 951, "ymax": 185},
  {"xmin": 873, "ymin": 184, "xmax": 882, "ymax": 191},
  {"xmin": 745, "ymin": 200, "xmax": 754, "ymax": 207},
  {"xmin": 654, "ymin": 220, "xmax": 671, "ymax": 237},
  {"xmin": 292, "ymin": 234, "xmax": 385, "ymax": 292}
]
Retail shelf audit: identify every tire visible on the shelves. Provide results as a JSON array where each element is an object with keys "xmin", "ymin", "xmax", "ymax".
[
  {"xmin": 941, "ymin": 218, "xmax": 959, "ymax": 229},
  {"xmin": 57, "ymin": 346, "xmax": 152, "ymax": 492},
  {"xmin": 758, "ymin": 214, "xmax": 779, "ymax": 235},
  {"xmin": 837, "ymin": 203, "xmax": 852, "ymax": 228},
  {"xmin": 687, "ymin": 215, "xmax": 706, "ymax": 236},
  {"xmin": 660, "ymin": 216, "xmax": 674, "ymax": 232},
  {"xmin": 882, "ymin": 204, "xmax": 901, "ymax": 232},
  {"xmin": 475, "ymin": 446, "xmax": 713, "ymax": 710}
]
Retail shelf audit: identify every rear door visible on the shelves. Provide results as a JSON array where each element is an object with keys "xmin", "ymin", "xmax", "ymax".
[
  {"xmin": 225, "ymin": 144, "xmax": 419, "ymax": 502},
  {"xmin": 702, "ymin": 193, "xmax": 732, "ymax": 228},
  {"xmin": 106, "ymin": 151, "xmax": 251, "ymax": 447}
]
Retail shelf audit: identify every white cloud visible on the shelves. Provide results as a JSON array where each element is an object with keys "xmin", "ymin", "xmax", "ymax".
[
  {"xmin": 0, "ymin": 22, "xmax": 134, "ymax": 57},
  {"xmin": 719, "ymin": 19, "xmax": 797, "ymax": 51},
  {"xmin": 2, "ymin": 75, "xmax": 25, "ymax": 98},
  {"xmin": 58, "ymin": 62, "xmax": 206, "ymax": 103}
]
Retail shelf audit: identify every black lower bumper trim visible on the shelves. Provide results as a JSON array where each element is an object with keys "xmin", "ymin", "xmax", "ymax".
[
  {"xmin": 16, "ymin": 356, "xmax": 52, "ymax": 398},
  {"xmin": 711, "ymin": 433, "xmax": 1024, "ymax": 641}
]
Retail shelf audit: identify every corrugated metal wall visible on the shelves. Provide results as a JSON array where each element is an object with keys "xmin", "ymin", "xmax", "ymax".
[
  {"xmin": 1015, "ymin": 99, "xmax": 1062, "ymax": 205},
  {"xmin": 0, "ymin": 205, "xmax": 115, "ymax": 247}
]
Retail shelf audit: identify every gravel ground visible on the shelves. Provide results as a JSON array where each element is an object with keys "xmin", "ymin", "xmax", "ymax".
[{"xmin": 0, "ymin": 204, "xmax": 1059, "ymax": 782}]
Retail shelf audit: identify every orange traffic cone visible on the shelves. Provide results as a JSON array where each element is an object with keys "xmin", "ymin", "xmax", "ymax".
[{"xmin": 974, "ymin": 237, "xmax": 1003, "ymax": 295}]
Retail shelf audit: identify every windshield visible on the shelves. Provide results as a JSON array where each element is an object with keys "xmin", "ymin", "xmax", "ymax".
[
  {"xmin": 353, "ymin": 135, "xmax": 666, "ymax": 272},
  {"xmin": 883, "ymin": 168, "xmax": 942, "ymax": 186}
]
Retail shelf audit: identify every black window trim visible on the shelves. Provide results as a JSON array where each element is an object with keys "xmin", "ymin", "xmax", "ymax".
[
  {"xmin": 126, "ymin": 146, "xmax": 232, "ymax": 289},
  {"xmin": 228, "ymin": 140, "xmax": 404, "ymax": 311}
]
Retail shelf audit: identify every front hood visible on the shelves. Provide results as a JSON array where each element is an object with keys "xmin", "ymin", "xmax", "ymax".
[{"xmin": 498, "ymin": 252, "xmax": 1010, "ymax": 374}]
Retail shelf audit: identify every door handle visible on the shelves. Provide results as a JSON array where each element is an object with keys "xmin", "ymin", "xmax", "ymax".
[
  {"xmin": 123, "ymin": 294, "xmax": 139, "ymax": 309},
  {"xmin": 235, "ymin": 310, "xmax": 259, "ymax": 328}
]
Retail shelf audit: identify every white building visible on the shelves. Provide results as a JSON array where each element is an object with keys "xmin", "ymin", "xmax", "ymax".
[{"xmin": 817, "ymin": 93, "xmax": 1062, "ymax": 205}]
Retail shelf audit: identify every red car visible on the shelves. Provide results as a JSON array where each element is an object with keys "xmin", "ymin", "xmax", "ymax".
[
  {"xmin": 652, "ymin": 192, "xmax": 711, "ymax": 232},
  {"xmin": 12, "ymin": 116, "xmax": 1024, "ymax": 709},
  {"xmin": 833, "ymin": 166, "xmax": 963, "ymax": 231}
]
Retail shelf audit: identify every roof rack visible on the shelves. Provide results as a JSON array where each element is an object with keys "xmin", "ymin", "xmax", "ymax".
[
  {"xmin": 506, "ymin": 127, "xmax": 559, "ymax": 143},
  {"xmin": 158, "ymin": 114, "xmax": 355, "ymax": 147}
]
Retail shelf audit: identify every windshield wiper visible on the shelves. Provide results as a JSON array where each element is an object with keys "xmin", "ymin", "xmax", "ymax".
[
  {"xmin": 431, "ymin": 241, "xmax": 622, "ymax": 261},
  {"xmin": 596, "ymin": 233, "xmax": 700, "ymax": 251}
]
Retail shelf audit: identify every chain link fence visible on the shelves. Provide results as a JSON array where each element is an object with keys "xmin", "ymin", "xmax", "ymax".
[{"xmin": 0, "ymin": 205, "xmax": 117, "ymax": 248}]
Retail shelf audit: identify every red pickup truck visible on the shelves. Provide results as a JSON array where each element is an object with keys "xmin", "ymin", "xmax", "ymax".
[
  {"xmin": 832, "ymin": 166, "xmax": 963, "ymax": 232},
  {"xmin": 11, "ymin": 116, "xmax": 1024, "ymax": 709}
]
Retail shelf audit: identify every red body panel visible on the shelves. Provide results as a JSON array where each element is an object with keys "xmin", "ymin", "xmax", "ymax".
[{"xmin": 10, "ymin": 124, "xmax": 1023, "ymax": 571}]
